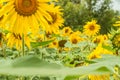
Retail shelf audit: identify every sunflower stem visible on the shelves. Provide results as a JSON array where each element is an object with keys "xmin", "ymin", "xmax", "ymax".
[
  {"xmin": 22, "ymin": 34, "xmax": 25, "ymax": 56},
  {"xmin": 1, "ymin": 36, "xmax": 6, "ymax": 59}
]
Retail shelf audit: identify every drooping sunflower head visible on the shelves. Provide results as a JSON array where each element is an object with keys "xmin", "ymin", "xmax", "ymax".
[
  {"xmin": 112, "ymin": 33, "xmax": 120, "ymax": 49},
  {"xmin": 58, "ymin": 40, "xmax": 67, "ymax": 48},
  {"xmin": 83, "ymin": 20, "xmax": 100, "ymax": 36}
]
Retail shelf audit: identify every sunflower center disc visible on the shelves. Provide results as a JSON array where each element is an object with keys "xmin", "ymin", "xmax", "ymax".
[
  {"xmin": 89, "ymin": 25, "xmax": 95, "ymax": 30},
  {"xmin": 15, "ymin": 0, "xmax": 37, "ymax": 16}
]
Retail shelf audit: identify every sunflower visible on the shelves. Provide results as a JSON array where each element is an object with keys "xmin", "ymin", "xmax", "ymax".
[
  {"xmin": 88, "ymin": 43, "xmax": 113, "ymax": 59},
  {"xmin": 83, "ymin": 20, "xmax": 100, "ymax": 36},
  {"xmin": 89, "ymin": 74, "xmax": 110, "ymax": 80},
  {"xmin": 69, "ymin": 32, "xmax": 83, "ymax": 44},
  {"xmin": 112, "ymin": 33, "xmax": 120, "ymax": 48},
  {"xmin": 36, "ymin": 34, "xmax": 44, "ymax": 42},
  {"xmin": 113, "ymin": 17, "xmax": 120, "ymax": 27},
  {"xmin": 0, "ymin": 0, "xmax": 55, "ymax": 36},
  {"xmin": 0, "ymin": 1, "xmax": 3, "ymax": 23},
  {"xmin": 48, "ymin": 40, "xmax": 58, "ymax": 48},
  {"xmin": 88, "ymin": 45, "xmax": 102, "ymax": 59},
  {"xmin": 46, "ymin": 6, "xmax": 64, "ymax": 34},
  {"xmin": 114, "ymin": 21, "xmax": 120, "ymax": 27},
  {"xmin": 6, "ymin": 33, "xmax": 30, "ymax": 50},
  {"xmin": 62, "ymin": 27, "xmax": 73, "ymax": 36},
  {"xmin": 93, "ymin": 35, "xmax": 108, "ymax": 44},
  {"xmin": 70, "ymin": 36, "xmax": 81, "ymax": 44}
]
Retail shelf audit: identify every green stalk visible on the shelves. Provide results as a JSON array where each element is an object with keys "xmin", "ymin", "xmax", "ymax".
[
  {"xmin": 2, "ymin": 38, "xmax": 6, "ymax": 59},
  {"xmin": 22, "ymin": 34, "xmax": 25, "ymax": 56}
]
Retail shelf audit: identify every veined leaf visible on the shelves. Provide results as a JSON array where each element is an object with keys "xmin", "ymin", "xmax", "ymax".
[{"xmin": 0, "ymin": 55, "xmax": 119, "ymax": 77}]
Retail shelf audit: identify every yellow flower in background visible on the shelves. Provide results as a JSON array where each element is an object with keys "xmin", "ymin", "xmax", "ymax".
[
  {"xmin": 93, "ymin": 35, "xmax": 108, "ymax": 44},
  {"xmin": 46, "ymin": 5, "xmax": 64, "ymax": 34},
  {"xmin": 72, "ymin": 31, "xmax": 81, "ymax": 36},
  {"xmin": 70, "ymin": 36, "xmax": 80, "ymax": 44},
  {"xmin": 35, "ymin": 34, "xmax": 45, "ymax": 42},
  {"xmin": 88, "ymin": 44, "xmax": 102, "ymax": 59},
  {"xmin": 0, "ymin": 2, "xmax": 3, "ymax": 23},
  {"xmin": 48, "ymin": 40, "xmax": 58, "ymax": 48},
  {"xmin": 0, "ymin": 0, "xmax": 55, "ymax": 36},
  {"xmin": 89, "ymin": 74, "xmax": 110, "ymax": 80},
  {"xmin": 83, "ymin": 20, "xmax": 100, "ymax": 36},
  {"xmin": 62, "ymin": 27, "xmax": 73, "ymax": 36},
  {"xmin": 69, "ymin": 32, "xmax": 83, "ymax": 44},
  {"xmin": 88, "ymin": 43, "xmax": 113, "ymax": 59},
  {"xmin": 113, "ymin": 17, "xmax": 120, "ymax": 27},
  {"xmin": 7, "ymin": 33, "xmax": 30, "ymax": 50},
  {"xmin": 114, "ymin": 21, "xmax": 120, "ymax": 27}
]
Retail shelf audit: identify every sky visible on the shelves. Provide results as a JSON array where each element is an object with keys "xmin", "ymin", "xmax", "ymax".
[{"xmin": 112, "ymin": 0, "xmax": 120, "ymax": 11}]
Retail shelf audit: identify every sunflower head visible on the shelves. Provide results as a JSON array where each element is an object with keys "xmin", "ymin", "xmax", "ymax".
[
  {"xmin": 93, "ymin": 35, "xmax": 108, "ymax": 44},
  {"xmin": 47, "ymin": 12, "xmax": 57, "ymax": 25},
  {"xmin": 70, "ymin": 35, "xmax": 83, "ymax": 44},
  {"xmin": 49, "ymin": 40, "xmax": 58, "ymax": 48},
  {"xmin": 36, "ymin": 34, "xmax": 44, "ymax": 42},
  {"xmin": 0, "ymin": 0, "xmax": 58, "ymax": 35},
  {"xmin": 83, "ymin": 20, "xmax": 100, "ymax": 36},
  {"xmin": 14, "ymin": 0, "xmax": 38, "ymax": 16},
  {"xmin": 62, "ymin": 27, "xmax": 73, "ymax": 36},
  {"xmin": 112, "ymin": 33, "xmax": 120, "ymax": 49}
]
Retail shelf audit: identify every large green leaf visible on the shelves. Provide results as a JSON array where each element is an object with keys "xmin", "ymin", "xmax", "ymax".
[
  {"xmin": 0, "ymin": 55, "xmax": 119, "ymax": 77},
  {"xmin": 30, "ymin": 40, "xmax": 54, "ymax": 48}
]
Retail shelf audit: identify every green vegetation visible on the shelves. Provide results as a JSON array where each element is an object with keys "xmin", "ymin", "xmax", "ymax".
[{"xmin": 58, "ymin": 0, "xmax": 119, "ymax": 34}]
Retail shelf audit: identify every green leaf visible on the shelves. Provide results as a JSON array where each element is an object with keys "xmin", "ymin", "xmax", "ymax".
[
  {"xmin": 64, "ymin": 75, "xmax": 79, "ymax": 80},
  {"xmin": 12, "ymin": 56, "xmax": 62, "ymax": 69},
  {"xmin": 0, "ymin": 55, "xmax": 119, "ymax": 77},
  {"xmin": 102, "ymin": 45, "xmax": 114, "ymax": 52},
  {"xmin": 30, "ymin": 40, "xmax": 54, "ymax": 48}
]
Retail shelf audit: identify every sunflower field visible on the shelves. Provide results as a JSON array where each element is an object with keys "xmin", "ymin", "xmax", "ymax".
[{"xmin": 0, "ymin": 0, "xmax": 120, "ymax": 80}]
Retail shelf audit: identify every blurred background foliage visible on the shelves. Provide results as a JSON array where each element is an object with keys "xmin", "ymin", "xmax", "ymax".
[{"xmin": 57, "ymin": 0, "xmax": 120, "ymax": 34}]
